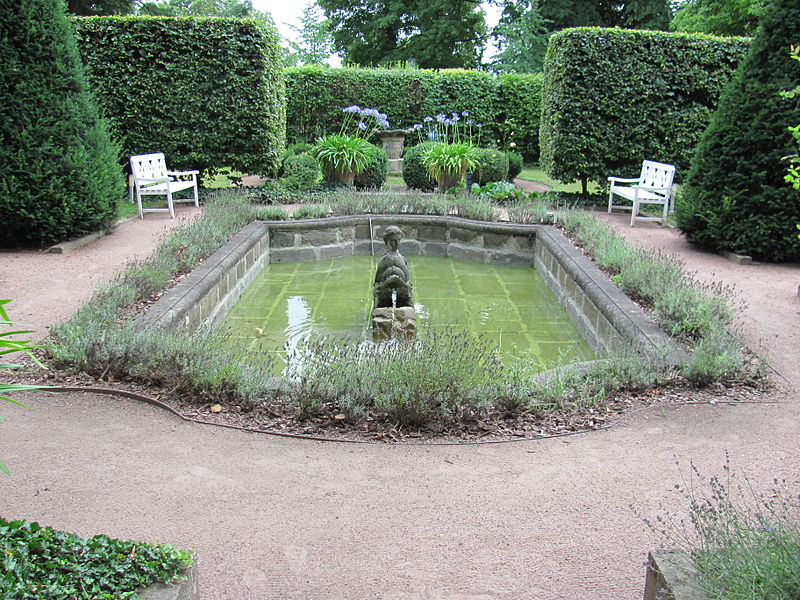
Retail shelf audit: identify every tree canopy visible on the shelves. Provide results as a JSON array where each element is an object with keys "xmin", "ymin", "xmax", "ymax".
[
  {"xmin": 539, "ymin": 0, "xmax": 671, "ymax": 30},
  {"xmin": 490, "ymin": 0, "xmax": 549, "ymax": 73},
  {"xmin": 285, "ymin": 3, "xmax": 334, "ymax": 66},
  {"xmin": 317, "ymin": 0, "xmax": 487, "ymax": 68},
  {"xmin": 670, "ymin": 0, "xmax": 763, "ymax": 36}
]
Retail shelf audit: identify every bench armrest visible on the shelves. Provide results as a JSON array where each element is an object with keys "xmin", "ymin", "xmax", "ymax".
[
  {"xmin": 608, "ymin": 176, "xmax": 640, "ymax": 183},
  {"xmin": 167, "ymin": 170, "xmax": 199, "ymax": 176}
]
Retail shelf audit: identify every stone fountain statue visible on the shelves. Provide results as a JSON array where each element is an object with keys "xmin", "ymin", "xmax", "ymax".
[{"xmin": 372, "ymin": 226, "xmax": 416, "ymax": 341}]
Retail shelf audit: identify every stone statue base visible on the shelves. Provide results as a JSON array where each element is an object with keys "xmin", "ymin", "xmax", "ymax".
[{"xmin": 372, "ymin": 306, "xmax": 416, "ymax": 342}]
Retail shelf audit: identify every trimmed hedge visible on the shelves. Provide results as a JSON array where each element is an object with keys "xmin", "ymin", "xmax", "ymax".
[
  {"xmin": 284, "ymin": 67, "xmax": 543, "ymax": 157},
  {"xmin": 540, "ymin": 28, "xmax": 749, "ymax": 190},
  {"xmin": 676, "ymin": 0, "xmax": 800, "ymax": 262},
  {"xmin": 1, "ymin": 0, "xmax": 124, "ymax": 248},
  {"xmin": 73, "ymin": 16, "xmax": 286, "ymax": 177}
]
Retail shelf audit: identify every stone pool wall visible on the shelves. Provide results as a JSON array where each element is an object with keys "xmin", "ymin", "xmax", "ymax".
[{"xmin": 136, "ymin": 215, "xmax": 684, "ymax": 365}]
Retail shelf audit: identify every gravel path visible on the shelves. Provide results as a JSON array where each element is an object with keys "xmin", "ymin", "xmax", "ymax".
[{"xmin": 1, "ymin": 203, "xmax": 798, "ymax": 600}]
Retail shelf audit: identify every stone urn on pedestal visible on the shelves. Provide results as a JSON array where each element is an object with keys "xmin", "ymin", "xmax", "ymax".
[{"xmin": 377, "ymin": 129, "xmax": 408, "ymax": 175}]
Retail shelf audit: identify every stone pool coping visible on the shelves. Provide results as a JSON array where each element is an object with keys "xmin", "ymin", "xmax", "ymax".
[{"xmin": 136, "ymin": 215, "xmax": 686, "ymax": 367}]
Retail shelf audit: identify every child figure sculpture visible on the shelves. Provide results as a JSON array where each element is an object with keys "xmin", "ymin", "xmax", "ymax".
[
  {"xmin": 373, "ymin": 225, "xmax": 413, "ymax": 309},
  {"xmin": 371, "ymin": 226, "xmax": 416, "ymax": 341}
]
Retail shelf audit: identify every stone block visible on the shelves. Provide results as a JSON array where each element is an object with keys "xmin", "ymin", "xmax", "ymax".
[
  {"xmin": 269, "ymin": 247, "xmax": 318, "ymax": 263},
  {"xmin": 483, "ymin": 233, "xmax": 509, "ymax": 249},
  {"xmin": 270, "ymin": 231, "xmax": 296, "ymax": 248},
  {"xmin": 372, "ymin": 306, "xmax": 416, "ymax": 341},
  {"xmin": 318, "ymin": 245, "xmax": 351, "ymax": 260},
  {"xmin": 450, "ymin": 227, "xmax": 481, "ymax": 243},
  {"xmin": 423, "ymin": 242, "xmax": 447, "ymax": 257},
  {"xmin": 302, "ymin": 229, "xmax": 339, "ymax": 246},
  {"xmin": 417, "ymin": 225, "xmax": 447, "ymax": 242}
]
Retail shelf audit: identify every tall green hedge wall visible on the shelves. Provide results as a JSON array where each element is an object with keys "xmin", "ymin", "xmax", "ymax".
[
  {"xmin": 72, "ymin": 16, "xmax": 285, "ymax": 177},
  {"xmin": 284, "ymin": 67, "xmax": 544, "ymax": 160},
  {"xmin": 540, "ymin": 28, "xmax": 749, "ymax": 188}
]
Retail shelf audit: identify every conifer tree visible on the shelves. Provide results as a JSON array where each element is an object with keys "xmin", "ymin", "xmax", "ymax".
[
  {"xmin": 0, "ymin": 0, "xmax": 124, "ymax": 247},
  {"xmin": 676, "ymin": 0, "xmax": 800, "ymax": 261}
]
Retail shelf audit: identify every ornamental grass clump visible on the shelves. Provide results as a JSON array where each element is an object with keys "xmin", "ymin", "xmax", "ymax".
[{"xmin": 314, "ymin": 105, "xmax": 390, "ymax": 184}]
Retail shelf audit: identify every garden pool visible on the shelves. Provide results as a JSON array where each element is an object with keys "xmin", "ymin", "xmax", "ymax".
[{"xmin": 215, "ymin": 254, "xmax": 594, "ymax": 371}]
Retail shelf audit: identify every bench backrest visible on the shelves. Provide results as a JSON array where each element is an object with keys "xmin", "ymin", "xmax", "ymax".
[
  {"xmin": 639, "ymin": 160, "xmax": 676, "ymax": 191},
  {"xmin": 130, "ymin": 153, "xmax": 168, "ymax": 180}
]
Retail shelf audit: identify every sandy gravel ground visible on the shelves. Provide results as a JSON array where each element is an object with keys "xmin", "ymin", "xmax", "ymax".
[{"xmin": 1, "ymin": 205, "xmax": 799, "ymax": 600}]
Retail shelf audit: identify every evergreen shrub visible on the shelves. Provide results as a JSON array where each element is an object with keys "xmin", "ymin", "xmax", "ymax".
[
  {"xmin": 676, "ymin": 0, "xmax": 800, "ymax": 261},
  {"xmin": 0, "ymin": 0, "xmax": 124, "ymax": 247},
  {"xmin": 540, "ymin": 28, "xmax": 749, "ymax": 192},
  {"xmin": 402, "ymin": 142, "xmax": 437, "ymax": 191},
  {"xmin": 280, "ymin": 153, "xmax": 322, "ymax": 190},
  {"xmin": 72, "ymin": 16, "xmax": 286, "ymax": 178},
  {"xmin": 354, "ymin": 145, "xmax": 388, "ymax": 190},
  {"xmin": 507, "ymin": 151, "xmax": 524, "ymax": 180},
  {"xmin": 472, "ymin": 148, "xmax": 510, "ymax": 185}
]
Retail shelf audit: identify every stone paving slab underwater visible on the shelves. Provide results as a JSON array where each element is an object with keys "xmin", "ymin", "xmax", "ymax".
[{"xmin": 215, "ymin": 254, "xmax": 594, "ymax": 372}]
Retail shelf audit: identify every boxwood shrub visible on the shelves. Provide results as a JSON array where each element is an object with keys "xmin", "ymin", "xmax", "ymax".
[
  {"xmin": 402, "ymin": 142, "xmax": 437, "ymax": 191},
  {"xmin": 472, "ymin": 148, "xmax": 510, "ymax": 185},
  {"xmin": 507, "ymin": 151, "xmax": 523, "ymax": 180},
  {"xmin": 540, "ymin": 28, "xmax": 749, "ymax": 191},
  {"xmin": 73, "ymin": 16, "xmax": 286, "ymax": 178},
  {"xmin": 354, "ymin": 145, "xmax": 388, "ymax": 190}
]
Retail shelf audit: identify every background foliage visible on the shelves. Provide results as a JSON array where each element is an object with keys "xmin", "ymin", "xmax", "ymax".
[
  {"xmin": 676, "ymin": 0, "xmax": 800, "ymax": 262},
  {"xmin": 73, "ymin": 16, "xmax": 286, "ymax": 177},
  {"xmin": 539, "ymin": 27, "xmax": 749, "ymax": 192},
  {"xmin": 0, "ymin": 0, "xmax": 124, "ymax": 247},
  {"xmin": 317, "ymin": 0, "xmax": 486, "ymax": 69},
  {"xmin": 285, "ymin": 66, "xmax": 542, "ymax": 157}
]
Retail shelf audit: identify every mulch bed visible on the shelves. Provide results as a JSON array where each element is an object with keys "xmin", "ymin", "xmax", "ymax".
[{"xmin": 10, "ymin": 363, "xmax": 774, "ymax": 445}]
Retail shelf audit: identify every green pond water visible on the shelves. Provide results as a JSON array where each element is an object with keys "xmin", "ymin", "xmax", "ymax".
[{"xmin": 215, "ymin": 255, "xmax": 594, "ymax": 372}]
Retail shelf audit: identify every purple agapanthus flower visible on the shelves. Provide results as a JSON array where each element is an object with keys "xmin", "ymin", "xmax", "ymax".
[
  {"xmin": 412, "ymin": 123, "xmax": 423, "ymax": 130},
  {"xmin": 423, "ymin": 116, "xmax": 433, "ymax": 123},
  {"xmin": 451, "ymin": 112, "xmax": 460, "ymax": 121},
  {"xmin": 462, "ymin": 111, "xmax": 469, "ymax": 117},
  {"xmin": 343, "ymin": 105, "xmax": 361, "ymax": 113},
  {"xmin": 436, "ymin": 113, "xmax": 447, "ymax": 123},
  {"xmin": 357, "ymin": 121, "xmax": 367, "ymax": 130}
]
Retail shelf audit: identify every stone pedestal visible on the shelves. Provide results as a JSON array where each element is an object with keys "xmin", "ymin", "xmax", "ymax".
[
  {"xmin": 387, "ymin": 158, "xmax": 403, "ymax": 174},
  {"xmin": 372, "ymin": 306, "xmax": 416, "ymax": 341},
  {"xmin": 377, "ymin": 130, "xmax": 408, "ymax": 160}
]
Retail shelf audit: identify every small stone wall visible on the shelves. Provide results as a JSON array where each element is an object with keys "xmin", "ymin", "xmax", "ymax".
[
  {"xmin": 136, "ymin": 214, "xmax": 685, "ymax": 366},
  {"xmin": 136, "ymin": 221, "xmax": 269, "ymax": 332}
]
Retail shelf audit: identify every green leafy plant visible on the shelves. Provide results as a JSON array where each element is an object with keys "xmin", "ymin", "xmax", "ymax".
[
  {"xmin": 254, "ymin": 206, "xmax": 289, "ymax": 221},
  {"xmin": 402, "ymin": 142, "xmax": 437, "ymax": 191},
  {"xmin": 507, "ymin": 151, "xmax": 524, "ymax": 180},
  {"xmin": 314, "ymin": 105, "xmax": 390, "ymax": 181},
  {"xmin": 0, "ymin": 517, "xmax": 193, "ymax": 599},
  {"xmin": 471, "ymin": 180, "xmax": 525, "ymax": 203},
  {"xmin": 280, "ymin": 152, "xmax": 322, "ymax": 190},
  {"xmin": 422, "ymin": 142, "xmax": 478, "ymax": 183},
  {"xmin": 0, "ymin": 300, "xmax": 47, "ymax": 475},
  {"xmin": 472, "ymin": 148, "xmax": 510, "ymax": 185}
]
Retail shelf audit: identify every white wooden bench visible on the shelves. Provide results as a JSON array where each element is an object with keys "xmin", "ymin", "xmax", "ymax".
[
  {"xmin": 129, "ymin": 153, "xmax": 199, "ymax": 218},
  {"xmin": 607, "ymin": 160, "xmax": 676, "ymax": 227}
]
